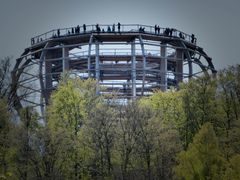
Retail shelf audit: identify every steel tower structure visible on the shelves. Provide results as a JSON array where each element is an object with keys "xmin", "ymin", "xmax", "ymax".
[{"xmin": 11, "ymin": 24, "xmax": 216, "ymax": 116}]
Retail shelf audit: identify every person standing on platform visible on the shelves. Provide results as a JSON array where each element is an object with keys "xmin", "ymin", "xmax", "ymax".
[
  {"xmin": 96, "ymin": 24, "xmax": 101, "ymax": 33},
  {"xmin": 107, "ymin": 26, "xmax": 111, "ymax": 32},
  {"xmin": 112, "ymin": 24, "xmax": 115, "ymax": 32},
  {"xmin": 169, "ymin": 28, "xmax": 173, "ymax": 37},
  {"xmin": 157, "ymin": 26, "xmax": 160, "ymax": 34},
  {"xmin": 118, "ymin": 22, "xmax": 121, "ymax": 32},
  {"xmin": 191, "ymin": 34, "xmax": 195, "ymax": 43},
  {"xmin": 83, "ymin": 24, "xmax": 86, "ymax": 33},
  {"xmin": 31, "ymin": 38, "xmax": 35, "ymax": 45},
  {"xmin": 179, "ymin": 32, "xmax": 185, "ymax": 39}
]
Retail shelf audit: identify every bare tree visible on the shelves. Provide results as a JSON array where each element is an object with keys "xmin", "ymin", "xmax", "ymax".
[{"xmin": 0, "ymin": 57, "xmax": 11, "ymax": 99}]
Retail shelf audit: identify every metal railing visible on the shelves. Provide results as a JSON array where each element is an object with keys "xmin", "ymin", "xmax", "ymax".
[
  {"xmin": 69, "ymin": 47, "xmax": 176, "ymax": 58},
  {"xmin": 31, "ymin": 24, "xmax": 197, "ymax": 46}
]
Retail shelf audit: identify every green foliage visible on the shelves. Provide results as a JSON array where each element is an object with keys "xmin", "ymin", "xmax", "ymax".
[
  {"xmin": 13, "ymin": 107, "xmax": 40, "ymax": 179},
  {"xmin": 47, "ymin": 75, "xmax": 100, "ymax": 179},
  {"xmin": 84, "ymin": 102, "xmax": 117, "ymax": 178},
  {"xmin": 224, "ymin": 154, "xmax": 240, "ymax": 180},
  {"xmin": 0, "ymin": 99, "xmax": 11, "ymax": 178},
  {"xmin": 216, "ymin": 66, "xmax": 240, "ymax": 158},
  {"xmin": 175, "ymin": 123, "xmax": 226, "ymax": 180},
  {"xmin": 48, "ymin": 78, "xmax": 85, "ymax": 134},
  {"xmin": 140, "ymin": 90, "xmax": 184, "ymax": 179},
  {"xmin": 141, "ymin": 89, "xmax": 185, "ymax": 127},
  {"xmin": 2, "ymin": 64, "xmax": 240, "ymax": 179},
  {"xmin": 0, "ymin": 57, "xmax": 11, "ymax": 99},
  {"xmin": 180, "ymin": 76, "xmax": 218, "ymax": 147}
]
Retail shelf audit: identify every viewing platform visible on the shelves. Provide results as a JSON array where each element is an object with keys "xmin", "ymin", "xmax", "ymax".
[
  {"xmin": 12, "ymin": 23, "xmax": 216, "ymax": 116},
  {"xmin": 31, "ymin": 24, "xmax": 197, "ymax": 47}
]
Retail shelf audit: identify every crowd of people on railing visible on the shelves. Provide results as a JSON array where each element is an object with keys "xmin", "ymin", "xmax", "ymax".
[
  {"xmin": 154, "ymin": 25, "xmax": 196, "ymax": 43},
  {"xmin": 31, "ymin": 23, "xmax": 196, "ymax": 45},
  {"xmin": 94, "ymin": 23, "xmax": 121, "ymax": 33}
]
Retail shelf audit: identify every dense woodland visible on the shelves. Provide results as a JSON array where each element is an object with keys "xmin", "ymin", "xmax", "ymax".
[{"xmin": 0, "ymin": 57, "xmax": 240, "ymax": 179}]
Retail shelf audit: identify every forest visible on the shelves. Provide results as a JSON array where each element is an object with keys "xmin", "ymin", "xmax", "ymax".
[{"xmin": 0, "ymin": 57, "xmax": 240, "ymax": 180}]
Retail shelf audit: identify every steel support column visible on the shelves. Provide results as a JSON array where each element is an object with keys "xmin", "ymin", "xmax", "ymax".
[
  {"xmin": 45, "ymin": 48, "xmax": 62, "ymax": 100},
  {"xmin": 88, "ymin": 34, "xmax": 93, "ymax": 77},
  {"xmin": 176, "ymin": 48, "xmax": 183, "ymax": 83},
  {"xmin": 139, "ymin": 36, "xmax": 146, "ymax": 95},
  {"xmin": 160, "ymin": 43, "xmax": 167, "ymax": 91},
  {"xmin": 180, "ymin": 41, "xmax": 192, "ymax": 78},
  {"xmin": 62, "ymin": 46, "xmax": 69, "ymax": 71},
  {"xmin": 95, "ymin": 41, "xmax": 100, "ymax": 94},
  {"xmin": 39, "ymin": 42, "xmax": 50, "ymax": 119},
  {"xmin": 131, "ymin": 40, "xmax": 136, "ymax": 98}
]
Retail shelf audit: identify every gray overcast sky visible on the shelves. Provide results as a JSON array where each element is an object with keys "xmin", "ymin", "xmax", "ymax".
[{"xmin": 0, "ymin": 0, "xmax": 239, "ymax": 70}]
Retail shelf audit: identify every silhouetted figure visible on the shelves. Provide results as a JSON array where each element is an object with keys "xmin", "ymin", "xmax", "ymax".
[
  {"xmin": 102, "ymin": 28, "xmax": 105, "ymax": 32},
  {"xmin": 157, "ymin": 26, "xmax": 160, "ymax": 34},
  {"xmin": 117, "ymin": 22, "xmax": 121, "ymax": 32},
  {"xmin": 164, "ymin": 28, "xmax": 170, "ymax": 36},
  {"xmin": 68, "ymin": 30, "xmax": 71, "ymax": 35},
  {"xmin": 72, "ymin": 28, "xmax": 74, "ymax": 34},
  {"xmin": 96, "ymin": 24, "xmax": 101, "ymax": 33},
  {"xmin": 169, "ymin": 28, "xmax": 173, "ymax": 36},
  {"xmin": 83, "ymin": 24, "xmax": 86, "ymax": 32},
  {"xmin": 191, "ymin": 34, "xmax": 195, "ymax": 43},
  {"xmin": 179, "ymin": 32, "xmax": 183, "ymax": 38},
  {"xmin": 57, "ymin": 29, "xmax": 60, "ymax": 37},
  {"xmin": 112, "ymin": 24, "xmax": 115, "ymax": 32},
  {"xmin": 31, "ymin": 38, "xmax": 35, "ymax": 45},
  {"xmin": 154, "ymin": 25, "xmax": 157, "ymax": 34},
  {"xmin": 139, "ymin": 27, "xmax": 145, "ymax": 33},
  {"xmin": 77, "ymin": 25, "xmax": 80, "ymax": 33},
  {"xmin": 107, "ymin": 26, "xmax": 111, "ymax": 32},
  {"xmin": 164, "ymin": 28, "xmax": 167, "ymax": 35},
  {"xmin": 179, "ymin": 32, "xmax": 185, "ymax": 39}
]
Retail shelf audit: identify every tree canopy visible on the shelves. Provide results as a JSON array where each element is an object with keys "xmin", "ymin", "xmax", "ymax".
[{"xmin": 1, "ymin": 63, "xmax": 240, "ymax": 179}]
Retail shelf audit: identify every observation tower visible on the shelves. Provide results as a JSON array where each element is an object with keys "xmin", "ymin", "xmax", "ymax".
[{"xmin": 11, "ymin": 24, "xmax": 216, "ymax": 115}]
